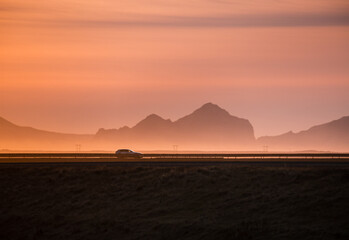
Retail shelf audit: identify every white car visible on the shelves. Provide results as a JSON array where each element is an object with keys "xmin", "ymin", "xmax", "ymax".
[{"xmin": 115, "ymin": 149, "xmax": 143, "ymax": 159}]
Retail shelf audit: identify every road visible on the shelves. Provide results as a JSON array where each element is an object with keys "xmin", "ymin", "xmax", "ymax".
[{"xmin": 1, "ymin": 153, "xmax": 349, "ymax": 167}]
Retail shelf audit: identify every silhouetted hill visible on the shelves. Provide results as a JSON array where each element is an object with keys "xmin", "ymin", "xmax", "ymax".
[
  {"xmin": 95, "ymin": 103, "xmax": 255, "ymax": 150},
  {"xmin": 1, "ymin": 107, "xmax": 348, "ymax": 151},
  {"xmin": 0, "ymin": 117, "xmax": 92, "ymax": 151},
  {"xmin": 172, "ymin": 103, "xmax": 255, "ymax": 147},
  {"xmin": 133, "ymin": 114, "xmax": 173, "ymax": 133},
  {"xmin": 258, "ymin": 116, "xmax": 349, "ymax": 151}
]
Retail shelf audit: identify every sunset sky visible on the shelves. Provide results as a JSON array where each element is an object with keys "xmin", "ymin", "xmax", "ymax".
[{"xmin": 1, "ymin": 0, "xmax": 349, "ymax": 137}]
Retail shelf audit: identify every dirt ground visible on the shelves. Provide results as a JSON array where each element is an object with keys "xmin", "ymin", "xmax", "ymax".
[{"xmin": 0, "ymin": 165, "xmax": 348, "ymax": 240}]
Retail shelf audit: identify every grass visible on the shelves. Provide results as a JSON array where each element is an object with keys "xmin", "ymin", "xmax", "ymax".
[{"xmin": 0, "ymin": 165, "xmax": 348, "ymax": 239}]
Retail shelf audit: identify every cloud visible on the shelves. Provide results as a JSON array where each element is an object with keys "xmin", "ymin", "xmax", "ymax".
[
  {"xmin": 80, "ymin": 13, "xmax": 349, "ymax": 28},
  {"xmin": 4, "ymin": 12, "xmax": 349, "ymax": 29},
  {"xmin": 1, "ymin": 0, "xmax": 349, "ymax": 28}
]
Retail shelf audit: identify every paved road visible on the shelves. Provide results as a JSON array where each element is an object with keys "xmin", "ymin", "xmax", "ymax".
[
  {"xmin": 1, "ymin": 153, "xmax": 349, "ymax": 167},
  {"xmin": 1, "ymin": 159, "xmax": 349, "ymax": 167}
]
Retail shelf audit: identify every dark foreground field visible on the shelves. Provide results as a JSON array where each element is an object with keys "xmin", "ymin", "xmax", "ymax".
[{"xmin": 0, "ymin": 165, "xmax": 348, "ymax": 240}]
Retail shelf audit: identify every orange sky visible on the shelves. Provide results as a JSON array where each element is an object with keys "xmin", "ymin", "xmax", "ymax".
[{"xmin": 1, "ymin": 0, "xmax": 349, "ymax": 137}]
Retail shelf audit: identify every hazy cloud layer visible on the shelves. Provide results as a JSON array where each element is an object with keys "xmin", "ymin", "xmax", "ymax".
[
  {"xmin": 46, "ymin": 13, "xmax": 349, "ymax": 28},
  {"xmin": 1, "ymin": 0, "xmax": 349, "ymax": 28}
]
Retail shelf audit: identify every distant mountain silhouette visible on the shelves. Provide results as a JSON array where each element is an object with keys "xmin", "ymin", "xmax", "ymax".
[
  {"xmin": 172, "ymin": 103, "xmax": 255, "ymax": 148},
  {"xmin": 133, "ymin": 114, "xmax": 173, "ymax": 133},
  {"xmin": 1, "ymin": 105, "xmax": 348, "ymax": 151},
  {"xmin": 95, "ymin": 103, "xmax": 255, "ymax": 150},
  {"xmin": 258, "ymin": 116, "xmax": 349, "ymax": 151},
  {"xmin": 0, "ymin": 117, "xmax": 92, "ymax": 151}
]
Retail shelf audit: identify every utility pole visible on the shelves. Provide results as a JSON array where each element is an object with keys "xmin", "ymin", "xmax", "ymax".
[
  {"xmin": 75, "ymin": 144, "xmax": 81, "ymax": 153},
  {"xmin": 263, "ymin": 145, "xmax": 268, "ymax": 152}
]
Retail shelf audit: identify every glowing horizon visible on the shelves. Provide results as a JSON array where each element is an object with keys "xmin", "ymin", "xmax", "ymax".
[{"xmin": 1, "ymin": 0, "xmax": 349, "ymax": 138}]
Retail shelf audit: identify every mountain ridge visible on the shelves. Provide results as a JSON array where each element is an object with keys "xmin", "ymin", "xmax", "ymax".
[
  {"xmin": 258, "ymin": 116, "xmax": 349, "ymax": 151},
  {"xmin": 94, "ymin": 103, "xmax": 255, "ymax": 150},
  {"xmin": 0, "ymin": 104, "xmax": 348, "ymax": 151}
]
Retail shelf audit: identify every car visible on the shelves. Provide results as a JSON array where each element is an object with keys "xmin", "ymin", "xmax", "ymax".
[{"xmin": 115, "ymin": 149, "xmax": 143, "ymax": 159}]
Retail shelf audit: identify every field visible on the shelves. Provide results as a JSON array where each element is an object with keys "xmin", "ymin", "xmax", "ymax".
[{"xmin": 0, "ymin": 164, "xmax": 348, "ymax": 240}]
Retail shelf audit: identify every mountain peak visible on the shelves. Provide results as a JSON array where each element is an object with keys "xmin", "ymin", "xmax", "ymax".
[
  {"xmin": 199, "ymin": 102, "xmax": 223, "ymax": 110},
  {"xmin": 193, "ymin": 102, "xmax": 230, "ymax": 116},
  {"xmin": 202, "ymin": 102, "xmax": 218, "ymax": 108},
  {"xmin": 133, "ymin": 114, "xmax": 172, "ymax": 130},
  {"xmin": 144, "ymin": 114, "xmax": 164, "ymax": 121}
]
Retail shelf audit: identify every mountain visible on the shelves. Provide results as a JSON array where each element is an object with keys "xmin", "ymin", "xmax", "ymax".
[
  {"xmin": 1, "ymin": 105, "xmax": 348, "ymax": 151},
  {"xmin": 95, "ymin": 103, "xmax": 255, "ymax": 150},
  {"xmin": 172, "ymin": 103, "xmax": 255, "ymax": 147},
  {"xmin": 258, "ymin": 116, "xmax": 349, "ymax": 151},
  {"xmin": 133, "ymin": 114, "xmax": 173, "ymax": 133},
  {"xmin": 0, "ymin": 117, "xmax": 92, "ymax": 151}
]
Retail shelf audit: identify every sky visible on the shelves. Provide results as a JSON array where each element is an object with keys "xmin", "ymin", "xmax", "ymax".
[{"xmin": 1, "ymin": 0, "xmax": 349, "ymax": 137}]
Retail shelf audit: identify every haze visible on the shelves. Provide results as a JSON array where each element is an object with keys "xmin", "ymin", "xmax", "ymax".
[{"xmin": 1, "ymin": 0, "xmax": 349, "ymax": 137}]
